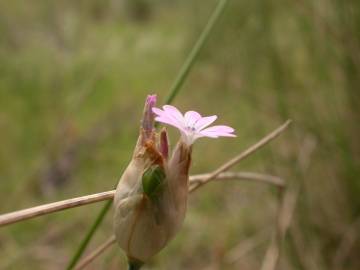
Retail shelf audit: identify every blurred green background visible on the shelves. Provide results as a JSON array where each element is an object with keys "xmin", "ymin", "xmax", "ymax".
[{"xmin": 0, "ymin": 0, "xmax": 359, "ymax": 269}]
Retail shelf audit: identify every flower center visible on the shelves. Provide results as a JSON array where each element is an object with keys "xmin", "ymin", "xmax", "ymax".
[{"xmin": 186, "ymin": 126, "xmax": 196, "ymax": 132}]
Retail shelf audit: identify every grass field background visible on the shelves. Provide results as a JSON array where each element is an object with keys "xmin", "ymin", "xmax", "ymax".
[{"xmin": 0, "ymin": 0, "xmax": 359, "ymax": 269}]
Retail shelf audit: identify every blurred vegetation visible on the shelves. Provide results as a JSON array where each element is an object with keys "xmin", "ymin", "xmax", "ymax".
[{"xmin": 0, "ymin": 0, "xmax": 359, "ymax": 269}]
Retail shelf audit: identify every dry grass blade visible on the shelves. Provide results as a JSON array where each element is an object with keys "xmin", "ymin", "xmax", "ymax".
[
  {"xmin": 260, "ymin": 184, "xmax": 299, "ymax": 270},
  {"xmin": 74, "ymin": 235, "xmax": 116, "ymax": 270},
  {"xmin": 332, "ymin": 216, "xmax": 360, "ymax": 269},
  {"xmin": 0, "ymin": 191, "xmax": 116, "ymax": 227},
  {"xmin": 225, "ymin": 229, "xmax": 269, "ymax": 264},
  {"xmin": 190, "ymin": 171, "xmax": 285, "ymax": 188},
  {"xmin": 190, "ymin": 120, "xmax": 291, "ymax": 192}
]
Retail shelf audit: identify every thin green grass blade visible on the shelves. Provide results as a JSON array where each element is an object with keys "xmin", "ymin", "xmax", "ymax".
[
  {"xmin": 164, "ymin": 0, "xmax": 229, "ymax": 105},
  {"xmin": 66, "ymin": 200, "xmax": 112, "ymax": 270},
  {"xmin": 65, "ymin": 0, "xmax": 229, "ymax": 268}
]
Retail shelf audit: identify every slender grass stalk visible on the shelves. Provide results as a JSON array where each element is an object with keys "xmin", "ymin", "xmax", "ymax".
[
  {"xmin": 163, "ymin": 0, "xmax": 229, "ymax": 105},
  {"xmin": 66, "ymin": 200, "xmax": 112, "ymax": 270},
  {"xmin": 66, "ymin": 0, "xmax": 229, "ymax": 268},
  {"xmin": 128, "ymin": 260, "xmax": 143, "ymax": 270}
]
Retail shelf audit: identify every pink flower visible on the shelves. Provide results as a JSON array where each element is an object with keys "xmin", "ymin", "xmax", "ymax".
[{"xmin": 152, "ymin": 105, "xmax": 236, "ymax": 146}]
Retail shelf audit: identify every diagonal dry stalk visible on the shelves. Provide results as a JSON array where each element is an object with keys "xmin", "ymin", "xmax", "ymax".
[
  {"xmin": 332, "ymin": 216, "xmax": 360, "ymax": 270},
  {"xmin": 190, "ymin": 120, "xmax": 291, "ymax": 192},
  {"xmin": 260, "ymin": 133, "xmax": 315, "ymax": 270},
  {"xmin": 74, "ymin": 235, "xmax": 117, "ymax": 270},
  {"xmin": 190, "ymin": 171, "xmax": 285, "ymax": 188},
  {"xmin": 0, "ymin": 191, "xmax": 116, "ymax": 227},
  {"xmin": 225, "ymin": 229, "xmax": 269, "ymax": 264}
]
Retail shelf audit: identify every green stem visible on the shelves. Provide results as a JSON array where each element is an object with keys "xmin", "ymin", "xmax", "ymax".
[
  {"xmin": 128, "ymin": 264, "xmax": 141, "ymax": 270},
  {"xmin": 164, "ymin": 0, "xmax": 229, "ymax": 105},
  {"xmin": 66, "ymin": 0, "xmax": 229, "ymax": 268},
  {"xmin": 128, "ymin": 260, "xmax": 143, "ymax": 270},
  {"xmin": 66, "ymin": 200, "xmax": 112, "ymax": 270}
]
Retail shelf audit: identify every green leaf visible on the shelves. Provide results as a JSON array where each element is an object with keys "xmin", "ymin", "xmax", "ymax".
[{"xmin": 142, "ymin": 165, "xmax": 166, "ymax": 199}]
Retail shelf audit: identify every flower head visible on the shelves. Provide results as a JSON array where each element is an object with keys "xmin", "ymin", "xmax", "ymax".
[
  {"xmin": 114, "ymin": 96, "xmax": 235, "ymax": 267},
  {"xmin": 152, "ymin": 105, "xmax": 236, "ymax": 146},
  {"xmin": 114, "ymin": 95, "xmax": 192, "ymax": 265}
]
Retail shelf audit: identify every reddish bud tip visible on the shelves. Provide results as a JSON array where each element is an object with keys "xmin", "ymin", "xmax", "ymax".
[
  {"xmin": 142, "ymin": 94, "xmax": 157, "ymax": 138},
  {"xmin": 159, "ymin": 128, "xmax": 169, "ymax": 160}
]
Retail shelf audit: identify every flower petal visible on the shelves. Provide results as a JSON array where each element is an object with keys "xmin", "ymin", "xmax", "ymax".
[
  {"xmin": 154, "ymin": 116, "xmax": 187, "ymax": 133},
  {"xmin": 163, "ymin": 105, "xmax": 185, "ymax": 125},
  {"xmin": 200, "ymin": 125, "xmax": 236, "ymax": 137},
  {"xmin": 153, "ymin": 106, "xmax": 186, "ymax": 131},
  {"xmin": 184, "ymin": 111, "xmax": 202, "ymax": 127},
  {"xmin": 201, "ymin": 125, "xmax": 235, "ymax": 133},
  {"xmin": 200, "ymin": 132, "xmax": 236, "ymax": 138},
  {"xmin": 194, "ymin": 115, "xmax": 218, "ymax": 131},
  {"xmin": 153, "ymin": 103, "xmax": 236, "ymax": 145},
  {"xmin": 152, "ymin": 107, "xmax": 166, "ymax": 117}
]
